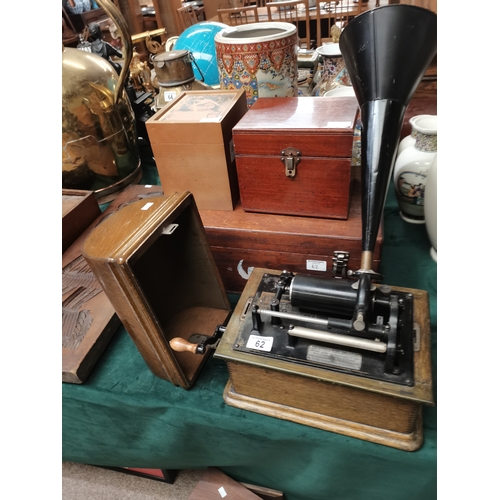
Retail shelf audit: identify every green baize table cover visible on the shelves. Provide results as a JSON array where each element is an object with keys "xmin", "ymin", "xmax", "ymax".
[{"xmin": 62, "ymin": 161, "xmax": 437, "ymax": 500}]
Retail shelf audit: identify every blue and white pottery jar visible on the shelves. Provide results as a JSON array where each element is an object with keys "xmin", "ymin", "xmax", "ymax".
[{"xmin": 393, "ymin": 115, "xmax": 437, "ymax": 223}]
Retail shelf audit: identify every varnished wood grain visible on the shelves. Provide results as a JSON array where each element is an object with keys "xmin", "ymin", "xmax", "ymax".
[
  {"xmin": 146, "ymin": 90, "xmax": 248, "ymax": 211},
  {"xmin": 236, "ymin": 156, "xmax": 352, "ymax": 219},
  {"xmin": 62, "ymin": 189, "xmax": 101, "ymax": 253},
  {"xmin": 227, "ymin": 362, "xmax": 419, "ymax": 433},
  {"xmin": 223, "ymin": 382, "xmax": 424, "ymax": 451},
  {"xmin": 62, "ymin": 184, "xmax": 163, "ymax": 383},
  {"xmin": 232, "ymin": 96, "xmax": 359, "ymax": 219},
  {"xmin": 82, "ymin": 191, "xmax": 231, "ymax": 389},
  {"xmin": 199, "ymin": 178, "xmax": 382, "ymax": 292}
]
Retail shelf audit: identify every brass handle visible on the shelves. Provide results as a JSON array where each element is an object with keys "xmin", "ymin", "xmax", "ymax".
[
  {"xmin": 169, "ymin": 337, "xmax": 198, "ymax": 354},
  {"xmin": 131, "ymin": 28, "xmax": 166, "ymax": 44},
  {"xmin": 97, "ymin": 0, "xmax": 132, "ymax": 105}
]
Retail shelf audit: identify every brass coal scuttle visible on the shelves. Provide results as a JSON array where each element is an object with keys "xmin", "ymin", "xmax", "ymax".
[{"xmin": 62, "ymin": 0, "xmax": 141, "ymax": 198}]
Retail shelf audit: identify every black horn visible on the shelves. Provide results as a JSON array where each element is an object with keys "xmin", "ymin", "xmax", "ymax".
[{"xmin": 339, "ymin": 5, "xmax": 437, "ymax": 271}]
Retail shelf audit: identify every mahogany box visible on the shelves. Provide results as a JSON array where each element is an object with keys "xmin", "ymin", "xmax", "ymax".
[
  {"xmin": 82, "ymin": 191, "xmax": 231, "ymax": 389},
  {"xmin": 199, "ymin": 177, "xmax": 382, "ymax": 294},
  {"xmin": 145, "ymin": 89, "xmax": 248, "ymax": 211},
  {"xmin": 232, "ymin": 96, "xmax": 359, "ymax": 219}
]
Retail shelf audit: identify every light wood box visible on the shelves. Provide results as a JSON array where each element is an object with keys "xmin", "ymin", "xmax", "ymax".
[{"xmin": 146, "ymin": 90, "xmax": 248, "ymax": 211}]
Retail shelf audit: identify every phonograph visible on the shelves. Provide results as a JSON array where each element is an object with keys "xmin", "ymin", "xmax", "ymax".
[
  {"xmin": 83, "ymin": 5, "xmax": 437, "ymax": 451},
  {"xmin": 185, "ymin": 5, "xmax": 437, "ymax": 451}
]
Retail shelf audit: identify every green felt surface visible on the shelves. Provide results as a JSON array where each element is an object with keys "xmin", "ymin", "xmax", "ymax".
[{"xmin": 62, "ymin": 149, "xmax": 437, "ymax": 499}]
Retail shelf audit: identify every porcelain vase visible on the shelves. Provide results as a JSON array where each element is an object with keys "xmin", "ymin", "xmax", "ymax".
[
  {"xmin": 393, "ymin": 115, "xmax": 437, "ymax": 223},
  {"xmin": 424, "ymin": 154, "xmax": 437, "ymax": 261},
  {"xmin": 397, "ymin": 114, "xmax": 434, "ymax": 156},
  {"xmin": 313, "ymin": 44, "xmax": 352, "ymax": 96},
  {"xmin": 214, "ymin": 22, "xmax": 298, "ymax": 107}
]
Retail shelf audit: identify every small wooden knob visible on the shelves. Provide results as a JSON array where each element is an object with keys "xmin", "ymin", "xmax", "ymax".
[{"xmin": 169, "ymin": 337, "xmax": 198, "ymax": 354}]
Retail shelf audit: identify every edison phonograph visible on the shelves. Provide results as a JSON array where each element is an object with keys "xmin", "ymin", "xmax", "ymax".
[{"xmin": 170, "ymin": 5, "xmax": 437, "ymax": 451}]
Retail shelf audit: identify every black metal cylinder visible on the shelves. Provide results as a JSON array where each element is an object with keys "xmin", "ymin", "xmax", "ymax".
[{"xmin": 289, "ymin": 275, "xmax": 357, "ymax": 316}]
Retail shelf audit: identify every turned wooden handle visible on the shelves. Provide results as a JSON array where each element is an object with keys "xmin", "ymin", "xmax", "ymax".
[{"xmin": 169, "ymin": 337, "xmax": 198, "ymax": 354}]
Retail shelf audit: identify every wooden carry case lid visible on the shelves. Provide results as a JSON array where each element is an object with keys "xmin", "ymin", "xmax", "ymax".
[
  {"xmin": 232, "ymin": 96, "xmax": 359, "ymax": 158},
  {"xmin": 82, "ymin": 191, "xmax": 231, "ymax": 389}
]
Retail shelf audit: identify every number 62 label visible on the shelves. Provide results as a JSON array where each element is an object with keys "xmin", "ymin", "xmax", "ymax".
[{"xmin": 246, "ymin": 335, "xmax": 274, "ymax": 352}]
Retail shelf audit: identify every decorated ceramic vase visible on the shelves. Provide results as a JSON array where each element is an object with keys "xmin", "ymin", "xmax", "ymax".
[
  {"xmin": 397, "ymin": 114, "xmax": 434, "ymax": 156},
  {"xmin": 214, "ymin": 22, "xmax": 298, "ymax": 107},
  {"xmin": 393, "ymin": 115, "xmax": 437, "ymax": 223},
  {"xmin": 424, "ymin": 154, "xmax": 437, "ymax": 261},
  {"xmin": 313, "ymin": 44, "xmax": 352, "ymax": 96}
]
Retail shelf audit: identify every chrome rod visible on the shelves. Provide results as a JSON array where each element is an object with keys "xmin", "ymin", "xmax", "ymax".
[
  {"xmin": 258, "ymin": 309, "xmax": 329, "ymax": 326},
  {"xmin": 287, "ymin": 326, "xmax": 387, "ymax": 353}
]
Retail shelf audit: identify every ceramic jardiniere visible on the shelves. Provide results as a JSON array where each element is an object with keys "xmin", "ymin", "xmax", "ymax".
[{"xmin": 215, "ymin": 22, "xmax": 298, "ymax": 107}]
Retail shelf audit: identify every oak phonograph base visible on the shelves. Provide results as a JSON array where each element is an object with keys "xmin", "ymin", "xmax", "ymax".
[
  {"xmin": 222, "ymin": 381, "xmax": 424, "ymax": 451},
  {"xmin": 215, "ymin": 268, "xmax": 434, "ymax": 451}
]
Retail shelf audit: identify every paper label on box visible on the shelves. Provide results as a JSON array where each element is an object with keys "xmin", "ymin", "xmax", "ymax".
[
  {"xmin": 163, "ymin": 90, "xmax": 177, "ymax": 103},
  {"xmin": 159, "ymin": 93, "xmax": 238, "ymax": 122},
  {"xmin": 246, "ymin": 335, "xmax": 273, "ymax": 352},
  {"xmin": 306, "ymin": 260, "xmax": 327, "ymax": 272}
]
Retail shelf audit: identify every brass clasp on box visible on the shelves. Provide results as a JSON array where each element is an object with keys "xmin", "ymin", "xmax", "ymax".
[{"xmin": 280, "ymin": 147, "xmax": 301, "ymax": 177}]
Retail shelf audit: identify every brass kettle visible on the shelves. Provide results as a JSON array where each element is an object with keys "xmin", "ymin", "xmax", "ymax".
[{"xmin": 62, "ymin": 0, "xmax": 141, "ymax": 198}]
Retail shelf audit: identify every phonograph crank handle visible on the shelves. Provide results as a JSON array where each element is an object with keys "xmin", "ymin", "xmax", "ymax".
[
  {"xmin": 169, "ymin": 325, "xmax": 226, "ymax": 355},
  {"xmin": 170, "ymin": 337, "xmax": 198, "ymax": 354}
]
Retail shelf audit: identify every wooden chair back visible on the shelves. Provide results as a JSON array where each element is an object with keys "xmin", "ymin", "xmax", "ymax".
[
  {"xmin": 316, "ymin": 0, "xmax": 363, "ymax": 46},
  {"xmin": 177, "ymin": 5, "xmax": 199, "ymax": 31},
  {"xmin": 217, "ymin": 5, "xmax": 260, "ymax": 26},
  {"xmin": 267, "ymin": 0, "xmax": 311, "ymax": 50}
]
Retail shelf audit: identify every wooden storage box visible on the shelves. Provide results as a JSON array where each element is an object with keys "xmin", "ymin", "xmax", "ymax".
[
  {"xmin": 82, "ymin": 191, "xmax": 231, "ymax": 389},
  {"xmin": 62, "ymin": 189, "xmax": 101, "ymax": 253},
  {"xmin": 232, "ymin": 96, "xmax": 359, "ymax": 219},
  {"xmin": 199, "ymin": 178, "xmax": 382, "ymax": 294},
  {"xmin": 146, "ymin": 90, "xmax": 248, "ymax": 211},
  {"xmin": 62, "ymin": 184, "xmax": 163, "ymax": 384}
]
